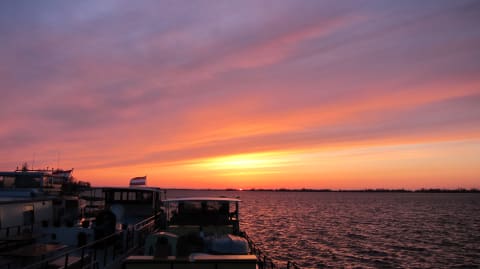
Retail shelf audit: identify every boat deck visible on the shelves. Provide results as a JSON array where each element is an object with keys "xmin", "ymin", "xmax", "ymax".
[{"xmin": 123, "ymin": 254, "xmax": 258, "ymax": 269}]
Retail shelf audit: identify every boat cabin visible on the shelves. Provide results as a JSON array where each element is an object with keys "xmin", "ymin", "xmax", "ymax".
[
  {"xmin": 166, "ymin": 197, "xmax": 240, "ymax": 234},
  {"xmin": 101, "ymin": 187, "xmax": 164, "ymax": 226},
  {"xmin": 0, "ymin": 171, "xmax": 46, "ymax": 189},
  {"xmin": 0, "ymin": 195, "xmax": 54, "ymax": 239},
  {"xmin": 123, "ymin": 197, "xmax": 257, "ymax": 269},
  {"xmin": 0, "ymin": 169, "xmax": 75, "ymax": 194}
]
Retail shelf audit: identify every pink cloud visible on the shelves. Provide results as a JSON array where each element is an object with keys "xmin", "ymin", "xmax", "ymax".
[{"xmin": 1, "ymin": 1, "xmax": 479, "ymax": 188}]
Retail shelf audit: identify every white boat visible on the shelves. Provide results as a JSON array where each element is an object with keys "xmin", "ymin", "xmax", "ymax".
[
  {"xmin": 122, "ymin": 197, "xmax": 300, "ymax": 269},
  {"xmin": 0, "ymin": 169, "xmax": 166, "ymax": 269},
  {"xmin": 1, "ymin": 168, "xmax": 300, "ymax": 269}
]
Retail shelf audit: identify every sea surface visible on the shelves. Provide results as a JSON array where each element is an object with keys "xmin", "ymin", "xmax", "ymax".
[{"xmin": 167, "ymin": 190, "xmax": 480, "ymax": 268}]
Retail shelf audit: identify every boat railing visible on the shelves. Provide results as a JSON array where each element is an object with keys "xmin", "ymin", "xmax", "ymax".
[
  {"xmin": 132, "ymin": 211, "xmax": 163, "ymax": 248},
  {"xmin": 0, "ymin": 224, "xmax": 35, "ymax": 238},
  {"xmin": 133, "ymin": 213, "xmax": 158, "ymax": 231},
  {"xmin": 20, "ymin": 213, "xmax": 162, "ymax": 269},
  {"xmin": 243, "ymin": 232, "xmax": 301, "ymax": 269},
  {"xmin": 0, "ymin": 224, "xmax": 37, "ymax": 253},
  {"xmin": 21, "ymin": 231, "xmax": 122, "ymax": 269}
]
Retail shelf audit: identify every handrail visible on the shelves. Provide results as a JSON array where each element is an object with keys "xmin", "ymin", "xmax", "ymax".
[
  {"xmin": 22, "ymin": 231, "xmax": 122, "ymax": 269},
  {"xmin": 133, "ymin": 212, "xmax": 161, "ymax": 231},
  {"xmin": 22, "ymin": 214, "xmax": 160, "ymax": 269},
  {"xmin": 0, "ymin": 224, "xmax": 34, "ymax": 238}
]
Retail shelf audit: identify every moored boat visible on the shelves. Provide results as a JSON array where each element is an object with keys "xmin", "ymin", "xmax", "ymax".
[
  {"xmin": 0, "ymin": 169, "xmax": 166, "ymax": 269},
  {"xmin": 122, "ymin": 197, "xmax": 301, "ymax": 269},
  {"xmin": 1, "ymin": 167, "xmax": 300, "ymax": 269}
]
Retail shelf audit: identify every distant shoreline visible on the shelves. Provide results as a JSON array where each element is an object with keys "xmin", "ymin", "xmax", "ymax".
[{"xmin": 166, "ymin": 188, "xmax": 480, "ymax": 193}]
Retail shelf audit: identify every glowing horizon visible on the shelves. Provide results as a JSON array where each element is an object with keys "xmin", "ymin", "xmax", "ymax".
[{"xmin": 1, "ymin": 1, "xmax": 479, "ymax": 189}]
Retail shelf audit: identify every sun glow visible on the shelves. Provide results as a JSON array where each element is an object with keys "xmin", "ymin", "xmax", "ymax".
[{"xmin": 189, "ymin": 152, "xmax": 292, "ymax": 176}]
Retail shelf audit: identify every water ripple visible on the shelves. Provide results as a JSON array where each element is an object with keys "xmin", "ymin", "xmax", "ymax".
[{"xmin": 168, "ymin": 190, "xmax": 480, "ymax": 268}]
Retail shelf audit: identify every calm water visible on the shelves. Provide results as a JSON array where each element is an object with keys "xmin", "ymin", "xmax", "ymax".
[{"xmin": 167, "ymin": 190, "xmax": 480, "ymax": 268}]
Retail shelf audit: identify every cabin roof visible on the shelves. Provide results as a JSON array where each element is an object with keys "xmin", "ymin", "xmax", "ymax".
[
  {"xmin": 0, "ymin": 196, "xmax": 55, "ymax": 204},
  {"xmin": 0, "ymin": 171, "xmax": 45, "ymax": 177},
  {"xmin": 98, "ymin": 186, "xmax": 163, "ymax": 192},
  {"xmin": 164, "ymin": 197, "xmax": 241, "ymax": 202}
]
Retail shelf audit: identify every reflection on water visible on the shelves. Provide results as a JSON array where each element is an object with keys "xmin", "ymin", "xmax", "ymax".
[{"xmin": 167, "ymin": 190, "xmax": 480, "ymax": 268}]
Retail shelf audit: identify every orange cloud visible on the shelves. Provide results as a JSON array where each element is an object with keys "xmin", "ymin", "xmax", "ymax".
[{"xmin": 1, "ymin": 1, "xmax": 480, "ymax": 189}]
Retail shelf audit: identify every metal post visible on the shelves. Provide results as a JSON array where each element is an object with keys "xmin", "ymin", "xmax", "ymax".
[
  {"xmin": 113, "ymin": 239, "xmax": 116, "ymax": 259},
  {"xmin": 103, "ymin": 240, "xmax": 108, "ymax": 267},
  {"xmin": 127, "ymin": 229, "xmax": 131, "ymax": 251},
  {"xmin": 80, "ymin": 247, "xmax": 85, "ymax": 269},
  {"xmin": 93, "ymin": 247, "xmax": 97, "ymax": 266},
  {"xmin": 64, "ymin": 253, "xmax": 69, "ymax": 269}
]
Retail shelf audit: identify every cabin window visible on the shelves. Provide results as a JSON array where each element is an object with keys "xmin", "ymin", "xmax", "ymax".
[
  {"xmin": 1, "ymin": 176, "xmax": 15, "ymax": 188},
  {"xmin": 169, "ymin": 201, "xmax": 232, "ymax": 225},
  {"xmin": 105, "ymin": 191, "xmax": 114, "ymax": 202},
  {"xmin": 104, "ymin": 190, "xmax": 155, "ymax": 203},
  {"xmin": 142, "ymin": 192, "xmax": 152, "ymax": 202}
]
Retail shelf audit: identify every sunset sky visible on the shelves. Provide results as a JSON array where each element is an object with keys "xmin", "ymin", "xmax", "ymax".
[{"xmin": 1, "ymin": 1, "xmax": 479, "ymax": 189}]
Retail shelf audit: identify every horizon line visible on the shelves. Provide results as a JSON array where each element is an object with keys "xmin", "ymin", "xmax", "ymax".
[{"xmin": 159, "ymin": 187, "xmax": 480, "ymax": 193}]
